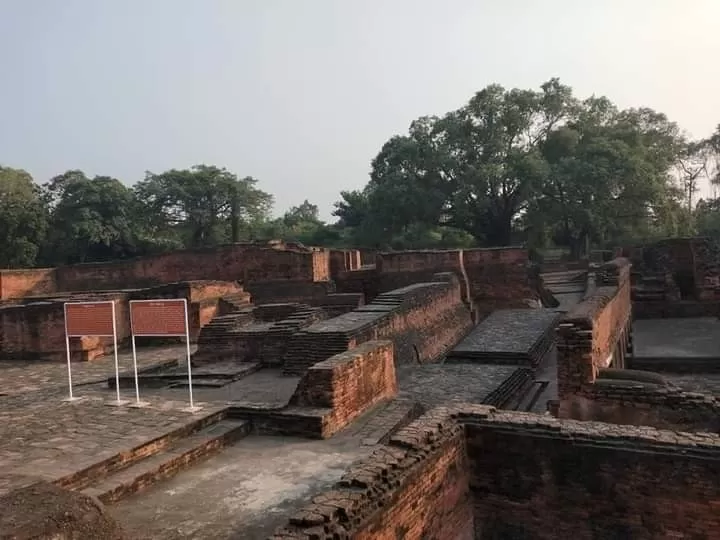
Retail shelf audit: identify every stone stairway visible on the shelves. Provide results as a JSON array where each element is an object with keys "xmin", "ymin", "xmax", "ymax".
[
  {"xmin": 632, "ymin": 274, "xmax": 669, "ymax": 302},
  {"xmin": 57, "ymin": 414, "xmax": 249, "ymax": 505},
  {"xmin": 282, "ymin": 332, "xmax": 351, "ymax": 376},
  {"xmin": 247, "ymin": 305, "xmax": 327, "ymax": 367},
  {"xmin": 193, "ymin": 309, "xmax": 255, "ymax": 365},
  {"xmin": 218, "ymin": 291, "xmax": 252, "ymax": 314}
]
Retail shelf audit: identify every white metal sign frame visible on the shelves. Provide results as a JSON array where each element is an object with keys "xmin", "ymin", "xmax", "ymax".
[
  {"xmin": 129, "ymin": 298, "xmax": 199, "ymax": 412},
  {"xmin": 63, "ymin": 300, "xmax": 124, "ymax": 404}
]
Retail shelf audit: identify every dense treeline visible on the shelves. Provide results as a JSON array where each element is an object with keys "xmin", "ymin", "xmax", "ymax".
[{"xmin": 2, "ymin": 79, "xmax": 720, "ymax": 269}]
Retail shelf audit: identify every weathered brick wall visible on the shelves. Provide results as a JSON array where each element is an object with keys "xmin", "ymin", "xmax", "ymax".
[
  {"xmin": 0, "ymin": 281, "xmax": 240, "ymax": 362},
  {"xmin": 556, "ymin": 258, "xmax": 632, "ymax": 417},
  {"xmin": 53, "ymin": 244, "xmax": 327, "ymax": 292},
  {"xmin": 0, "ymin": 268, "xmax": 57, "ymax": 299},
  {"xmin": 465, "ymin": 407, "xmax": 720, "ymax": 539},
  {"xmin": 462, "ymin": 247, "xmax": 537, "ymax": 319},
  {"xmin": 555, "ymin": 258, "xmax": 720, "ymax": 431},
  {"xmin": 290, "ymin": 340, "xmax": 398, "ymax": 438},
  {"xmin": 273, "ymin": 405, "xmax": 720, "ymax": 540},
  {"xmin": 624, "ymin": 236, "xmax": 720, "ymax": 310},
  {"xmin": 282, "ymin": 273, "xmax": 473, "ymax": 375},
  {"xmin": 270, "ymin": 407, "xmax": 474, "ymax": 540},
  {"xmin": 0, "ymin": 293, "xmax": 131, "ymax": 362},
  {"xmin": 571, "ymin": 376, "xmax": 720, "ymax": 432}
]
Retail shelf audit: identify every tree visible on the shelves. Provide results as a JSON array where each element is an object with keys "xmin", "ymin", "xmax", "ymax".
[
  {"xmin": 355, "ymin": 79, "xmax": 576, "ymax": 246},
  {"xmin": 351, "ymin": 79, "xmax": 690, "ymax": 253},
  {"xmin": 534, "ymin": 103, "xmax": 687, "ymax": 253},
  {"xmin": 42, "ymin": 171, "xmax": 142, "ymax": 264},
  {"xmin": 0, "ymin": 167, "xmax": 48, "ymax": 267},
  {"xmin": 135, "ymin": 165, "xmax": 273, "ymax": 248}
]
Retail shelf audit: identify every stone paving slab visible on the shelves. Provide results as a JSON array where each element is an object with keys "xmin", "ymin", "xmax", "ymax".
[
  {"xmin": 633, "ymin": 318, "xmax": 720, "ymax": 358},
  {"xmin": 0, "ymin": 390, "xmax": 224, "ymax": 497},
  {"xmin": 0, "ymin": 346, "xmax": 191, "ymax": 396},
  {"xmin": 451, "ymin": 309, "xmax": 561, "ymax": 355},
  {"xmin": 397, "ymin": 364, "xmax": 519, "ymax": 408}
]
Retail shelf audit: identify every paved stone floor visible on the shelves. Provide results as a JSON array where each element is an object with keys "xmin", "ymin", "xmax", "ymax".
[
  {"xmin": 0, "ymin": 345, "xmax": 190, "ymax": 396},
  {"xmin": 633, "ymin": 318, "xmax": 720, "ymax": 358},
  {"xmin": 0, "ymin": 390, "xmax": 224, "ymax": 497},
  {"xmin": 113, "ymin": 434, "xmax": 373, "ymax": 539},
  {"xmin": 397, "ymin": 363, "xmax": 518, "ymax": 408}
]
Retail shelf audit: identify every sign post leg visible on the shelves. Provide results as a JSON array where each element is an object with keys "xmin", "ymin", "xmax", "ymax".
[
  {"xmin": 128, "ymin": 335, "xmax": 149, "ymax": 408},
  {"xmin": 106, "ymin": 301, "xmax": 128, "ymax": 407},
  {"xmin": 62, "ymin": 335, "xmax": 81, "ymax": 402},
  {"xmin": 182, "ymin": 299, "xmax": 200, "ymax": 413}
]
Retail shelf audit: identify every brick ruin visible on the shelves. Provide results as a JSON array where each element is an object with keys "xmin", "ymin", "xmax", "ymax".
[
  {"xmin": 0, "ymin": 243, "xmax": 540, "ymax": 364},
  {"xmin": 618, "ymin": 236, "xmax": 720, "ymax": 318},
  {"xmin": 271, "ymin": 405, "xmax": 720, "ymax": 539},
  {"xmin": 3, "ymin": 239, "xmax": 720, "ymax": 539}
]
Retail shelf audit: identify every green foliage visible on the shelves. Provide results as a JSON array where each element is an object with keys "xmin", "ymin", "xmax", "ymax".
[
  {"xmin": 0, "ymin": 80, "xmax": 718, "ymax": 269},
  {"xmin": 344, "ymin": 79, "xmax": 706, "ymax": 255},
  {"xmin": 0, "ymin": 167, "xmax": 48, "ymax": 267},
  {"xmin": 135, "ymin": 165, "xmax": 273, "ymax": 248}
]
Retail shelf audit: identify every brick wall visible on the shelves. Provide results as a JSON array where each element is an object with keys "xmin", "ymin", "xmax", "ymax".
[
  {"xmin": 0, "ymin": 281, "xmax": 241, "ymax": 362},
  {"xmin": 462, "ymin": 247, "xmax": 537, "ymax": 319},
  {"xmin": 52, "ymin": 244, "xmax": 328, "ymax": 292},
  {"xmin": 0, "ymin": 292, "xmax": 131, "ymax": 362},
  {"xmin": 271, "ymin": 405, "xmax": 720, "ymax": 540},
  {"xmin": 290, "ymin": 340, "xmax": 398, "ymax": 438},
  {"xmin": 570, "ymin": 375, "xmax": 720, "ymax": 432},
  {"xmin": 0, "ymin": 268, "xmax": 57, "ymax": 299},
  {"xmin": 282, "ymin": 273, "xmax": 473, "ymax": 375},
  {"xmin": 465, "ymin": 407, "xmax": 720, "ymax": 539},
  {"xmin": 270, "ymin": 407, "xmax": 474, "ymax": 540},
  {"xmin": 556, "ymin": 258, "xmax": 633, "ymax": 417}
]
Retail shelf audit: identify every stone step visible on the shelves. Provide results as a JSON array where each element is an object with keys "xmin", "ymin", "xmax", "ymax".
[
  {"xmin": 511, "ymin": 380, "xmax": 550, "ymax": 412},
  {"xmin": 57, "ymin": 410, "xmax": 228, "ymax": 492},
  {"xmin": 359, "ymin": 400, "xmax": 425, "ymax": 446},
  {"xmin": 80, "ymin": 419, "xmax": 250, "ymax": 504}
]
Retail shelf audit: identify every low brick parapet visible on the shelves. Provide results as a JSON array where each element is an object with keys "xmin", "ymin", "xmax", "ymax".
[{"xmin": 290, "ymin": 340, "xmax": 398, "ymax": 438}]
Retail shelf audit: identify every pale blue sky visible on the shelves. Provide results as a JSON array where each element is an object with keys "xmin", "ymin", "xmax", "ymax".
[{"xmin": 1, "ymin": 0, "xmax": 719, "ymax": 220}]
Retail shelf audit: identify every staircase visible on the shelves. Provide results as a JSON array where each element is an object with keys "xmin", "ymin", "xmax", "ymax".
[
  {"xmin": 218, "ymin": 291, "xmax": 252, "ymax": 315},
  {"xmin": 57, "ymin": 415, "xmax": 249, "ymax": 505},
  {"xmin": 632, "ymin": 273, "xmax": 669, "ymax": 302},
  {"xmin": 193, "ymin": 309, "xmax": 255, "ymax": 365},
  {"xmin": 282, "ymin": 331, "xmax": 351, "ymax": 376},
  {"xmin": 249, "ymin": 305, "xmax": 327, "ymax": 367}
]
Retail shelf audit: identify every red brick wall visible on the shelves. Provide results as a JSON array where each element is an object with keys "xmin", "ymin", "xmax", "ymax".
[
  {"xmin": 377, "ymin": 250, "xmax": 463, "ymax": 274},
  {"xmin": 272, "ymin": 405, "xmax": 720, "ymax": 540},
  {"xmin": 557, "ymin": 258, "xmax": 632, "ymax": 416},
  {"xmin": 270, "ymin": 408, "xmax": 474, "ymax": 540},
  {"xmin": 0, "ymin": 293, "xmax": 131, "ymax": 362},
  {"xmin": 462, "ymin": 247, "xmax": 536, "ymax": 318},
  {"xmin": 0, "ymin": 268, "xmax": 57, "ymax": 299},
  {"xmin": 53, "ymin": 245, "xmax": 327, "ymax": 292},
  {"xmin": 466, "ymin": 408, "xmax": 720, "ymax": 539},
  {"xmin": 290, "ymin": 340, "xmax": 398, "ymax": 438},
  {"xmin": 568, "ymin": 382, "xmax": 720, "ymax": 432}
]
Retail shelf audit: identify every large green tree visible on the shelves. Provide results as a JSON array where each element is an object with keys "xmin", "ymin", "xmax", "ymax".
[
  {"xmin": 42, "ymin": 170, "xmax": 142, "ymax": 264},
  {"xmin": 135, "ymin": 165, "xmax": 273, "ymax": 248},
  {"xmin": 0, "ymin": 167, "xmax": 48, "ymax": 267},
  {"xmin": 343, "ymin": 79, "xmax": 690, "ymax": 252}
]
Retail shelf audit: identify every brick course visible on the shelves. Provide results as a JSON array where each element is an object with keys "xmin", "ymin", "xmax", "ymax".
[
  {"xmin": 271, "ymin": 404, "xmax": 720, "ymax": 540},
  {"xmin": 290, "ymin": 340, "xmax": 398, "ymax": 438}
]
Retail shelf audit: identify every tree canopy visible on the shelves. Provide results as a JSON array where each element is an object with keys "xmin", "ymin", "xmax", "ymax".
[{"xmin": 1, "ymin": 80, "xmax": 720, "ymax": 269}]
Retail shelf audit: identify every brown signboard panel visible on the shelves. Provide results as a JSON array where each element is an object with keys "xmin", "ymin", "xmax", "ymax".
[
  {"xmin": 130, "ymin": 299, "xmax": 187, "ymax": 336},
  {"xmin": 65, "ymin": 302, "xmax": 115, "ymax": 336}
]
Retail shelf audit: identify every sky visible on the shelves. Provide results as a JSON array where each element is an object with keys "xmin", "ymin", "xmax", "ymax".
[{"xmin": 1, "ymin": 0, "xmax": 719, "ymax": 220}]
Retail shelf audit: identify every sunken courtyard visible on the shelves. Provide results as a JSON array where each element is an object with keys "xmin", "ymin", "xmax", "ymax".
[{"xmin": 0, "ymin": 239, "xmax": 719, "ymax": 539}]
